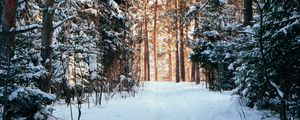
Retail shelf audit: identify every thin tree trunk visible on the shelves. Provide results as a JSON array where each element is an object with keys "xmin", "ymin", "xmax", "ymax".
[
  {"xmin": 191, "ymin": 63, "xmax": 195, "ymax": 82},
  {"xmin": 70, "ymin": 100, "xmax": 74, "ymax": 120},
  {"xmin": 153, "ymin": 0, "xmax": 158, "ymax": 81},
  {"xmin": 143, "ymin": 0, "xmax": 146, "ymax": 81},
  {"xmin": 191, "ymin": 16, "xmax": 199, "ymax": 83},
  {"xmin": 185, "ymin": 26, "xmax": 190, "ymax": 82},
  {"xmin": 205, "ymin": 69, "xmax": 208, "ymax": 88},
  {"xmin": 179, "ymin": 0, "xmax": 185, "ymax": 82},
  {"xmin": 41, "ymin": 0, "xmax": 55, "ymax": 92},
  {"xmin": 140, "ymin": 11, "xmax": 144, "ymax": 81},
  {"xmin": 95, "ymin": 86, "xmax": 98, "ymax": 105},
  {"xmin": 175, "ymin": 0, "xmax": 180, "ymax": 83},
  {"xmin": 0, "ymin": 1, "xmax": 2, "ymax": 26},
  {"xmin": 166, "ymin": 0, "xmax": 173, "ymax": 81},
  {"xmin": 195, "ymin": 62, "xmax": 200, "ymax": 84},
  {"xmin": 279, "ymin": 73, "xmax": 287, "ymax": 120},
  {"xmin": 143, "ymin": 0, "xmax": 150, "ymax": 81},
  {"xmin": 168, "ymin": 35, "xmax": 173, "ymax": 81},
  {"xmin": 99, "ymin": 82, "xmax": 103, "ymax": 105},
  {"xmin": 123, "ymin": 1, "xmax": 130, "ymax": 77}
]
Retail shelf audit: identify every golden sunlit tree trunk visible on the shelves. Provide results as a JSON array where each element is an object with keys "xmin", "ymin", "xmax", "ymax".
[
  {"xmin": 167, "ymin": 0, "xmax": 173, "ymax": 81},
  {"xmin": 138, "ymin": 9, "xmax": 143, "ymax": 82},
  {"xmin": 185, "ymin": 25, "xmax": 191, "ymax": 82},
  {"xmin": 153, "ymin": 0, "xmax": 158, "ymax": 81},
  {"xmin": 168, "ymin": 35, "xmax": 173, "ymax": 81},
  {"xmin": 143, "ymin": 0, "xmax": 150, "ymax": 81}
]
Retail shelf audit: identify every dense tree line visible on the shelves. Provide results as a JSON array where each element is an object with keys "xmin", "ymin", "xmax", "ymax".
[
  {"xmin": 0, "ymin": 0, "xmax": 141, "ymax": 119},
  {"xmin": 188, "ymin": 0, "xmax": 300, "ymax": 119}
]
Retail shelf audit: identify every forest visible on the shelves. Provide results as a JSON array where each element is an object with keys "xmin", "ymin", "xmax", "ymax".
[{"xmin": 0, "ymin": 0, "xmax": 299, "ymax": 120}]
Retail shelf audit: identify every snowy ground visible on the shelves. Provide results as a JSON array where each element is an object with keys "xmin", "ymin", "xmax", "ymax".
[{"xmin": 53, "ymin": 82, "xmax": 278, "ymax": 120}]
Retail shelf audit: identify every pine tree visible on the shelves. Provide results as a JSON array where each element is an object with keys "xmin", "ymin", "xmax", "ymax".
[
  {"xmin": 188, "ymin": 0, "xmax": 240, "ymax": 90},
  {"xmin": 0, "ymin": 1, "xmax": 56, "ymax": 119},
  {"xmin": 232, "ymin": 0, "xmax": 300, "ymax": 119}
]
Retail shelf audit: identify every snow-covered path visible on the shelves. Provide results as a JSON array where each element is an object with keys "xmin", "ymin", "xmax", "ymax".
[{"xmin": 53, "ymin": 82, "xmax": 277, "ymax": 120}]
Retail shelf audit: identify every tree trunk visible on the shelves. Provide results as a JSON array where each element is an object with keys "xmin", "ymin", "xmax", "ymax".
[
  {"xmin": 168, "ymin": 34, "xmax": 173, "ymax": 81},
  {"xmin": 191, "ymin": 62, "xmax": 195, "ymax": 82},
  {"xmin": 195, "ymin": 62, "xmax": 200, "ymax": 84},
  {"xmin": 99, "ymin": 82, "xmax": 103, "ymax": 105},
  {"xmin": 179, "ymin": 0, "xmax": 185, "ymax": 82},
  {"xmin": 175, "ymin": 0, "xmax": 180, "ymax": 83},
  {"xmin": 280, "ymin": 79, "xmax": 287, "ymax": 120},
  {"xmin": 41, "ymin": 0, "xmax": 55, "ymax": 92},
  {"xmin": 1, "ymin": 1, "xmax": 17, "ymax": 119},
  {"xmin": 243, "ymin": 0, "xmax": 253, "ymax": 26},
  {"xmin": 185, "ymin": 26, "xmax": 190, "ymax": 82},
  {"xmin": 191, "ymin": 12, "xmax": 199, "ymax": 83},
  {"xmin": 166, "ymin": 0, "xmax": 173, "ymax": 81},
  {"xmin": 143, "ymin": 0, "xmax": 150, "ymax": 81},
  {"xmin": 0, "ymin": 2, "xmax": 2, "ymax": 26},
  {"xmin": 153, "ymin": 0, "xmax": 158, "ymax": 81},
  {"xmin": 1, "ymin": 0, "xmax": 17, "ymax": 58}
]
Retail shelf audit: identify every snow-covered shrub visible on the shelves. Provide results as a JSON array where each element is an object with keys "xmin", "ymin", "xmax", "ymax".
[{"xmin": 1, "ymin": 86, "xmax": 56, "ymax": 119}]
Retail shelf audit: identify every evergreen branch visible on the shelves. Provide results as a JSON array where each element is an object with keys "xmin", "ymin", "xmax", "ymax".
[
  {"xmin": 52, "ymin": 16, "xmax": 75, "ymax": 30},
  {"xmin": 10, "ymin": 24, "xmax": 42, "ymax": 34},
  {"xmin": 183, "ymin": 0, "xmax": 209, "ymax": 26}
]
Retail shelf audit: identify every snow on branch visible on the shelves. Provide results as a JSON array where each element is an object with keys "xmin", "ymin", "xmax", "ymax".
[
  {"xmin": 8, "ymin": 87, "xmax": 56, "ymax": 101},
  {"xmin": 269, "ymin": 80, "xmax": 284, "ymax": 98},
  {"xmin": 53, "ymin": 16, "xmax": 75, "ymax": 30},
  {"xmin": 10, "ymin": 24, "xmax": 42, "ymax": 34},
  {"xmin": 7, "ymin": 16, "xmax": 74, "ymax": 34},
  {"xmin": 272, "ymin": 15, "xmax": 300, "ymax": 26},
  {"xmin": 18, "ymin": 0, "xmax": 25, "ymax": 6},
  {"xmin": 272, "ymin": 19, "xmax": 299, "ymax": 38},
  {"xmin": 108, "ymin": 0, "xmax": 120, "ymax": 12},
  {"xmin": 2, "ymin": 16, "xmax": 74, "ymax": 34},
  {"xmin": 184, "ymin": 0, "xmax": 209, "ymax": 26}
]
